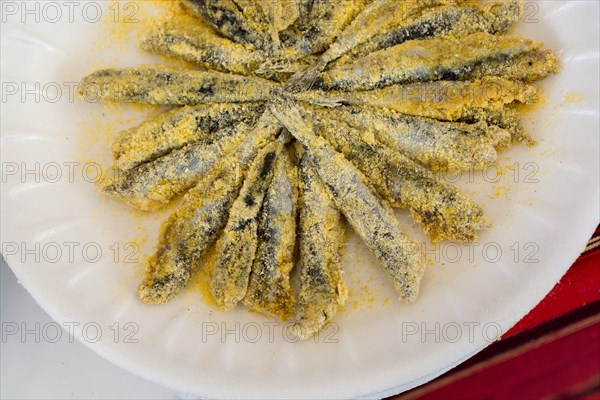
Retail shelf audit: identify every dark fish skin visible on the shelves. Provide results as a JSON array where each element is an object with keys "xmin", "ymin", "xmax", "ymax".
[
  {"xmin": 321, "ymin": 0, "xmax": 460, "ymax": 66},
  {"xmin": 284, "ymin": 0, "xmax": 367, "ymax": 57},
  {"xmin": 78, "ymin": 67, "xmax": 278, "ymax": 105},
  {"xmin": 320, "ymin": 104, "xmax": 510, "ymax": 171},
  {"xmin": 306, "ymin": 104, "xmax": 490, "ymax": 243},
  {"xmin": 104, "ymin": 141, "xmax": 225, "ymax": 211},
  {"xmin": 337, "ymin": 0, "xmax": 523, "ymax": 66},
  {"xmin": 243, "ymin": 148, "xmax": 298, "ymax": 320},
  {"xmin": 103, "ymin": 111, "xmax": 281, "ymax": 211},
  {"xmin": 141, "ymin": 23, "xmax": 264, "ymax": 75},
  {"xmin": 282, "ymin": 0, "xmax": 369, "ymax": 91},
  {"xmin": 181, "ymin": 0, "xmax": 270, "ymax": 50},
  {"xmin": 210, "ymin": 133, "xmax": 290, "ymax": 311},
  {"xmin": 231, "ymin": 0, "xmax": 283, "ymax": 51},
  {"xmin": 279, "ymin": 0, "xmax": 315, "ymax": 39},
  {"xmin": 462, "ymin": 105, "xmax": 535, "ymax": 146},
  {"xmin": 138, "ymin": 162, "xmax": 246, "ymax": 304},
  {"xmin": 316, "ymin": 33, "xmax": 552, "ymax": 91},
  {"xmin": 137, "ymin": 111, "xmax": 281, "ymax": 304},
  {"xmin": 271, "ymin": 100, "xmax": 425, "ymax": 302},
  {"xmin": 286, "ymin": 0, "xmax": 466, "ymax": 90},
  {"xmin": 291, "ymin": 75, "xmax": 537, "ymax": 147},
  {"xmin": 113, "ymin": 103, "xmax": 265, "ymax": 171},
  {"xmin": 292, "ymin": 146, "xmax": 347, "ymax": 340},
  {"xmin": 467, "ymin": 49, "xmax": 559, "ymax": 82}
]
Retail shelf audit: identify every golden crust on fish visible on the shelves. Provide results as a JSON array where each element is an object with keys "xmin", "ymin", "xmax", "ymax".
[
  {"xmin": 316, "ymin": 103, "xmax": 509, "ymax": 171},
  {"xmin": 317, "ymin": 33, "xmax": 555, "ymax": 91},
  {"xmin": 141, "ymin": 19, "xmax": 263, "ymax": 75},
  {"xmin": 292, "ymin": 147, "xmax": 347, "ymax": 339},
  {"xmin": 271, "ymin": 100, "xmax": 425, "ymax": 302},
  {"xmin": 138, "ymin": 161, "xmax": 244, "ymax": 304},
  {"xmin": 112, "ymin": 103, "xmax": 265, "ymax": 171},
  {"xmin": 332, "ymin": 76, "xmax": 539, "ymax": 121},
  {"xmin": 243, "ymin": 148, "xmax": 298, "ymax": 320},
  {"xmin": 181, "ymin": 0, "xmax": 270, "ymax": 50},
  {"xmin": 209, "ymin": 133, "xmax": 289, "ymax": 310},
  {"xmin": 305, "ymin": 104, "xmax": 490, "ymax": 242},
  {"xmin": 335, "ymin": 0, "xmax": 523, "ymax": 66},
  {"xmin": 81, "ymin": 0, "xmax": 559, "ymax": 339},
  {"xmin": 103, "ymin": 110, "xmax": 279, "ymax": 211},
  {"xmin": 78, "ymin": 67, "xmax": 278, "ymax": 105}
]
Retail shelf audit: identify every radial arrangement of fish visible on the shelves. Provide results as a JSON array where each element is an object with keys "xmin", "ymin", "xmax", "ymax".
[{"xmin": 79, "ymin": 0, "xmax": 558, "ymax": 339}]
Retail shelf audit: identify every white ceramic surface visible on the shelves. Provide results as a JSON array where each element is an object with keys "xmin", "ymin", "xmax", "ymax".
[{"xmin": 1, "ymin": 1, "xmax": 599, "ymax": 398}]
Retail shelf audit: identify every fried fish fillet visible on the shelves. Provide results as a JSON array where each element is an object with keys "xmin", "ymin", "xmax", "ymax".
[
  {"xmin": 78, "ymin": 67, "xmax": 278, "ymax": 105},
  {"xmin": 181, "ymin": 0, "xmax": 270, "ymax": 50},
  {"xmin": 103, "ymin": 111, "xmax": 280, "ymax": 210},
  {"xmin": 138, "ymin": 161, "xmax": 244, "ymax": 304},
  {"xmin": 336, "ymin": 0, "xmax": 523, "ymax": 66},
  {"xmin": 112, "ymin": 103, "xmax": 265, "ymax": 171},
  {"xmin": 292, "ymin": 146, "xmax": 347, "ymax": 340},
  {"xmin": 319, "ymin": 104, "xmax": 510, "ymax": 171},
  {"xmin": 316, "ymin": 33, "xmax": 557, "ymax": 91},
  {"xmin": 141, "ymin": 20, "xmax": 264, "ymax": 75},
  {"xmin": 210, "ymin": 133, "xmax": 290, "ymax": 310},
  {"xmin": 271, "ymin": 100, "xmax": 425, "ymax": 302},
  {"xmin": 297, "ymin": 76, "xmax": 537, "ymax": 123},
  {"xmin": 306, "ymin": 104, "xmax": 490, "ymax": 242},
  {"xmin": 243, "ymin": 147, "xmax": 298, "ymax": 320}
]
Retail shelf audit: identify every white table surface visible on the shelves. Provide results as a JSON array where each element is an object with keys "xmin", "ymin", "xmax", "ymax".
[{"xmin": 0, "ymin": 260, "xmax": 192, "ymax": 400}]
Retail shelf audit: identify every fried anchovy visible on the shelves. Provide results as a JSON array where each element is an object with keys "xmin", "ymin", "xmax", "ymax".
[
  {"xmin": 289, "ymin": 0, "xmax": 367, "ymax": 56},
  {"xmin": 320, "ymin": 104, "xmax": 511, "ymax": 171},
  {"xmin": 254, "ymin": 55, "xmax": 317, "ymax": 82},
  {"xmin": 255, "ymin": 0, "xmax": 299, "ymax": 51},
  {"xmin": 210, "ymin": 133, "xmax": 289, "ymax": 310},
  {"xmin": 231, "ymin": 0, "xmax": 279, "ymax": 50},
  {"xmin": 103, "ymin": 111, "xmax": 280, "ymax": 211},
  {"xmin": 306, "ymin": 104, "xmax": 489, "ymax": 242},
  {"xmin": 243, "ymin": 147, "xmax": 298, "ymax": 320},
  {"xmin": 181, "ymin": 0, "xmax": 270, "ymax": 50},
  {"xmin": 232, "ymin": 0, "xmax": 270, "ymax": 27},
  {"xmin": 78, "ymin": 67, "xmax": 277, "ymax": 105},
  {"xmin": 469, "ymin": 48, "xmax": 559, "ymax": 82},
  {"xmin": 336, "ymin": 0, "xmax": 523, "ymax": 66},
  {"xmin": 464, "ymin": 105, "xmax": 535, "ymax": 146},
  {"xmin": 292, "ymin": 146, "xmax": 347, "ymax": 340},
  {"xmin": 137, "ymin": 111, "xmax": 280, "ymax": 303},
  {"xmin": 287, "ymin": 0, "xmax": 463, "ymax": 90},
  {"xmin": 141, "ymin": 20, "xmax": 264, "ymax": 75},
  {"xmin": 138, "ymin": 161, "xmax": 245, "ymax": 304},
  {"xmin": 281, "ymin": 0, "xmax": 314, "ymax": 36},
  {"xmin": 323, "ymin": 0, "xmax": 464, "ymax": 65},
  {"xmin": 316, "ymin": 33, "xmax": 555, "ymax": 91},
  {"xmin": 260, "ymin": 0, "xmax": 367, "ymax": 81},
  {"xmin": 271, "ymin": 100, "xmax": 424, "ymax": 302},
  {"xmin": 277, "ymin": 0, "xmax": 315, "ymax": 47},
  {"xmin": 112, "ymin": 103, "xmax": 265, "ymax": 171},
  {"xmin": 308, "ymin": 76, "xmax": 538, "ymax": 122}
]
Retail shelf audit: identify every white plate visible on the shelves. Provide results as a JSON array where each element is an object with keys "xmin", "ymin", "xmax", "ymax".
[{"xmin": 1, "ymin": 1, "xmax": 599, "ymax": 398}]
